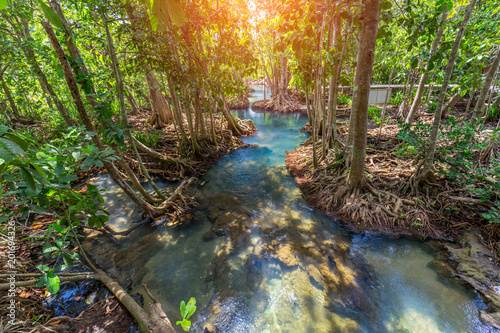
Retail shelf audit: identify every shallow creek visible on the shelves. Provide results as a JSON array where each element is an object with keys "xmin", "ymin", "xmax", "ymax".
[{"xmin": 91, "ymin": 86, "xmax": 494, "ymax": 332}]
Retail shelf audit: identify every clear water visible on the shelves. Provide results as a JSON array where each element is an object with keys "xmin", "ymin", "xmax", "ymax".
[{"xmin": 94, "ymin": 85, "xmax": 495, "ymax": 332}]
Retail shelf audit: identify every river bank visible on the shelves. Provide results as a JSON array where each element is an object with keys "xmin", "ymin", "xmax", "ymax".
[{"xmin": 285, "ymin": 102, "xmax": 500, "ymax": 329}]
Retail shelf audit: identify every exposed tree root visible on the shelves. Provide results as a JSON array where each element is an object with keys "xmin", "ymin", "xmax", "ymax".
[{"xmin": 252, "ymin": 96, "xmax": 301, "ymax": 113}]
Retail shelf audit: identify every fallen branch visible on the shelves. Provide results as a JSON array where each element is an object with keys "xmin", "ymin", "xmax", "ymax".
[
  {"xmin": 447, "ymin": 195, "xmax": 494, "ymax": 207},
  {"xmin": 0, "ymin": 273, "xmax": 97, "ymax": 290}
]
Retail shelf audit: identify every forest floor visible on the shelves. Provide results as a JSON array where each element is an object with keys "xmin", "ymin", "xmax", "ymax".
[
  {"xmin": 285, "ymin": 99, "xmax": 500, "ymax": 327},
  {"xmin": 287, "ymin": 100, "xmax": 499, "ymax": 243},
  {"xmin": 0, "ymin": 111, "xmax": 256, "ymax": 331}
]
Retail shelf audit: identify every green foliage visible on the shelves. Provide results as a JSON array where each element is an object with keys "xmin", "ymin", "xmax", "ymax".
[
  {"xmin": 0, "ymin": 126, "xmax": 111, "ymax": 294},
  {"xmin": 482, "ymin": 201, "xmax": 500, "ymax": 224},
  {"xmin": 176, "ymin": 297, "xmax": 196, "ymax": 331},
  {"xmin": 390, "ymin": 91, "xmax": 403, "ymax": 106},
  {"xmin": 135, "ymin": 130, "xmax": 162, "ymax": 148},
  {"xmin": 397, "ymin": 119, "xmax": 500, "ymax": 216},
  {"xmin": 337, "ymin": 94, "xmax": 352, "ymax": 106},
  {"xmin": 36, "ymin": 0, "xmax": 64, "ymax": 29},
  {"xmin": 367, "ymin": 106, "xmax": 389, "ymax": 126}
]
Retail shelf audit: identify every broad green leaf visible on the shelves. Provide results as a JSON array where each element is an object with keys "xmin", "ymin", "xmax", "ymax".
[
  {"xmin": 152, "ymin": 0, "xmax": 186, "ymax": 31},
  {"xmin": 21, "ymin": 167, "xmax": 37, "ymax": 191},
  {"xmin": 0, "ymin": 146, "xmax": 14, "ymax": 163},
  {"xmin": 0, "ymin": 125, "xmax": 8, "ymax": 136},
  {"xmin": 0, "ymin": 0, "xmax": 7, "ymax": 10},
  {"xmin": 59, "ymin": 174, "xmax": 78, "ymax": 182},
  {"xmin": 0, "ymin": 137, "xmax": 24, "ymax": 157},
  {"xmin": 4, "ymin": 133, "xmax": 28, "ymax": 151},
  {"xmin": 37, "ymin": 265, "xmax": 50, "ymax": 272},
  {"xmin": 46, "ymin": 271, "xmax": 61, "ymax": 294},
  {"xmin": 186, "ymin": 304, "xmax": 196, "ymax": 320},
  {"xmin": 36, "ymin": 0, "xmax": 64, "ymax": 29},
  {"xmin": 36, "ymin": 274, "xmax": 48, "ymax": 287},
  {"xmin": 43, "ymin": 246, "xmax": 59, "ymax": 254},
  {"xmin": 54, "ymin": 165, "xmax": 64, "ymax": 177}
]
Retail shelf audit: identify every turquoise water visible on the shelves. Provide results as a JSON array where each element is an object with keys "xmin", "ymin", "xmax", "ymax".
[{"xmin": 96, "ymin": 85, "xmax": 494, "ymax": 332}]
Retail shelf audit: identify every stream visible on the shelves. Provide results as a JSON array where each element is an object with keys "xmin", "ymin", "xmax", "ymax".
[{"xmin": 92, "ymin": 85, "xmax": 494, "ymax": 332}]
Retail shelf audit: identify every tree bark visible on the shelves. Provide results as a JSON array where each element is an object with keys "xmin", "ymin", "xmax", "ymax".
[
  {"xmin": 41, "ymin": 19, "xmax": 164, "ymax": 218},
  {"xmin": 50, "ymin": 0, "xmax": 97, "ymax": 108},
  {"xmin": 419, "ymin": 0, "xmax": 477, "ymax": 181},
  {"xmin": 441, "ymin": 93, "xmax": 461, "ymax": 117},
  {"xmin": 346, "ymin": 0, "xmax": 379, "ymax": 189},
  {"xmin": 147, "ymin": 69, "xmax": 173, "ymax": 126},
  {"xmin": 0, "ymin": 74, "xmax": 19, "ymax": 117},
  {"xmin": 471, "ymin": 45, "xmax": 500, "ymax": 123},
  {"xmin": 125, "ymin": 86, "xmax": 141, "ymax": 115},
  {"xmin": 15, "ymin": 17, "xmax": 75, "ymax": 126},
  {"xmin": 405, "ymin": 6, "xmax": 448, "ymax": 124}
]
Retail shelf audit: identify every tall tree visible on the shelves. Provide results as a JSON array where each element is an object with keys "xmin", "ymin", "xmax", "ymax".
[
  {"xmin": 343, "ymin": 0, "xmax": 379, "ymax": 191},
  {"xmin": 470, "ymin": 45, "xmax": 500, "ymax": 124},
  {"xmin": 416, "ymin": 0, "xmax": 477, "ymax": 183},
  {"xmin": 405, "ymin": 6, "xmax": 448, "ymax": 124}
]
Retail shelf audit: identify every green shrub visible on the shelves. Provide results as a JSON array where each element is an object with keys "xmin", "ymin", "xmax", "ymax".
[
  {"xmin": 367, "ymin": 106, "xmax": 389, "ymax": 126},
  {"xmin": 390, "ymin": 90, "xmax": 403, "ymax": 105},
  {"xmin": 135, "ymin": 130, "xmax": 162, "ymax": 147},
  {"xmin": 397, "ymin": 119, "xmax": 500, "ymax": 215},
  {"xmin": 337, "ymin": 94, "xmax": 352, "ymax": 106}
]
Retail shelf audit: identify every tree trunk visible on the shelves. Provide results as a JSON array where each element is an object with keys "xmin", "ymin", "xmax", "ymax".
[
  {"xmin": 419, "ymin": 0, "xmax": 477, "ymax": 181},
  {"xmin": 346, "ymin": 0, "xmax": 379, "ymax": 189},
  {"xmin": 379, "ymin": 66, "xmax": 394, "ymax": 137},
  {"xmin": 14, "ymin": 17, "xmax": 75, "ymax": 126},
  {"xmin": 147, "ymin": 69, "xmax": 173, "ymax": 126},
  {"xmin": 50, "ymin": 0, "xmax": 97, "ymax": 108},
  {"xmin": 471, "ymin": 45, "xmax": 500, "ymax": 123},
  {"xmin": 41, "ymin": 19, "xmax": 163, "ymax": 218},
  {"xmin": 0, "ymin": 75, "xmax": 19, "ymax": 117},
  {"xmin": 405, "ymin": 6, "xmax": 448, "ymax": 124},
  {"xmin": 125, "ymin": 86, "xmax": 141, "ymax": 115},
  {"xmin": 441, "ymin": 93, "xmax": 461, "ymax": 117}
]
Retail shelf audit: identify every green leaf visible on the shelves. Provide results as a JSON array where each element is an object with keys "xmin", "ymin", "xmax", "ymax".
[
  {"xmin": 36, "ymin": 274, "xmax": 48, "ymax": 288},
  {"xmin": 0, "ymin": 137, "xmax": 25, "ymax": 157},
  {"xmin": 36, "ymin": 0, "xmax": 64, "ymax": 29},
  {"xmin": 4, "ymin": 133, "xmax": 28, "ymax": 151},
  {"xmin": 180, "ymin": 300, "xmax": 186, "ymax": 318},
  {"xmin": 0, "ymin": 146, "xmax": 14, "ymax": 163},
  {"xmin": 0, "ymin": 125, "xmax": 8, "ymax": 136},
  {"xmin": 410, "ymin": 57, "xmax": 418, "ymax": 69},
  {"xmin": 43, "ymin": 246, "xmax": 59, "ymax": 254},
  {"xmin": 180, "ymin": 319, "xmax": 191, "ymax": 331},
  {"xmin": 186, "ymin": 304, "xmax": 196, "ymax": 320},
  {"xmin": 152, "ymin": 0, "xmax": 186, "ymax": 32},
  {"xmin": 54, "ymin": 165, "xmax": 64, "ymax": 177},
  {"xmin": 0, "ymin": 0, "xmax": 7, "ymax": 10},
  {"xmin": 59, "ymin": 174, "xmax": 78, "ymax": 182},
  {"xmin": 46, "ymin": 271, "xmax": 61, "ymax": 294},
  {"xmin": 21, "ymin": 167, "xmax": 37, "ymax": 191},
  {"xmin": 37, "ymin": 265, "xmax": 50, "ymax": 272}
]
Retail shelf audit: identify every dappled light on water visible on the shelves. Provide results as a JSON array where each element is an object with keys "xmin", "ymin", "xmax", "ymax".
[{"xmin": 94, "ymin": 86, "xmax": 494, "ymax": 332}]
